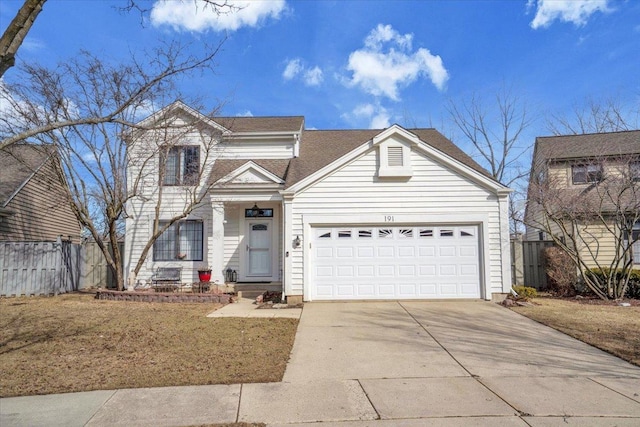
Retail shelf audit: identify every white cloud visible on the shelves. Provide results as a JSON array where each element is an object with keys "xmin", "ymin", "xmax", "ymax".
[
  {"xmin": 346, "ymin": 24, "xmax": 449, "ymax": 100},
  {"xmin": 282, "ymin": 59, "xmax": 323, "ymax": 86},
  {"xmin": 150, "ymin": 0, "xmax": 286, "ymax": 32},
  {"xmin": 303, "ymin": 66, "xmax": 323, "ymax": 86},
  {"xmin": 342, "ymin": 103, "xmax": 391, "ymax": 129},
  {"xmin": 237, "ymin": 110, "xmax": 253, "ymax": 117},
  {"xmin": 529, "ymin": 0, "xmax": 612, "ymax": 29},
  {"xmin": 283, "ymin": 59, "xmax": 302, "ymax": 80}
]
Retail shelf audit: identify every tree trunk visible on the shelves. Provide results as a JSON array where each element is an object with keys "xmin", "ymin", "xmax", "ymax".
[{"xmin": 0, "ymin": 0, "xmax": 47, "ymax": 77}]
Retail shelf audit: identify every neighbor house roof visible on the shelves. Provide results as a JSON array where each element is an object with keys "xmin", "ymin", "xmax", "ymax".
[
  {"xmin": 214, "ymin": 116, "xmax": 304, "ymax": 133},
  {"xmin": 535, "ymin": 130, "xmax": 640, "ymax": 161},
  {"xmin": 0, "ymin": 144, "xmax": 53, "ymax": 207}
]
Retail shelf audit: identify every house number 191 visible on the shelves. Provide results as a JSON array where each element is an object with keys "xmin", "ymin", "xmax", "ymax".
[{"xmin": 384, "ymin": 215, "xmax": 395, "ymax": 222}]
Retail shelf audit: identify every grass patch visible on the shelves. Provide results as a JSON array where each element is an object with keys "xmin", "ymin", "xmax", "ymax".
[
  {"xmin": 0, "ymin": 294, "xmax": 298, "ymax": 397},
  {"xmin": 511, "ymin": 297, "xmax": 640, "ymax": 366}
]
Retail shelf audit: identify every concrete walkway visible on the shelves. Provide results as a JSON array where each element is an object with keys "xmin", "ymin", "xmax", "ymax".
[{"xmin": 2, "ymin": 301, "xmax": 640, "ymax": 426}]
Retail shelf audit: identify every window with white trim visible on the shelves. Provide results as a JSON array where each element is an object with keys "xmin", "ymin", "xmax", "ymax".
[
  {"xmin": 572, "ymin": 163, "xmax": 602, "ymax": 184},
  {"xmin": 161, "ymin": 145, "xmax": 200, "ymax": 186},
  {"xmin": 153, "ymin": 220, "xmax": 203, "ymax": 261}
]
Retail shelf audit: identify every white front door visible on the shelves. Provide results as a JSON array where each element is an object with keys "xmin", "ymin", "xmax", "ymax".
[{"xmin": 247, "ymin": 221, "xmax": 272, "ymax": 277}]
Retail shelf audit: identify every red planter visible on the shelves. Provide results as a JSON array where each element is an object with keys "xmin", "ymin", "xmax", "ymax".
[{"xmin": 198, "ymin": 270, "xmax": 212, "ymax": 282}]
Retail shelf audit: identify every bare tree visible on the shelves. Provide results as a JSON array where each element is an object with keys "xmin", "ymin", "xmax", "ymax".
[
  {"xmin": 1, "ymin": 42, "xmax": 224, "ymax": 290},
  {"xmin": 447, "ymin": 85, "xmax": 532, "ymax": 233},
  {"xmin": 528, "ymin": 154, "xmax": 640, "ymax": 299},
  {"xmin": 547, "ymin": 95, "xmax": 639, "ymax": 135}
]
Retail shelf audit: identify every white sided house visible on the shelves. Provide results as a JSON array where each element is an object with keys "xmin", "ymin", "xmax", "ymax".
[{"xmin": 124, "ymin": 102, "xmax": 512, "ymax": 302}]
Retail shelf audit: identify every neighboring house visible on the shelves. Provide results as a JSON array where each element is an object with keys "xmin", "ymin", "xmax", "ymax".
[
  {"xmin": 525, "ymin": 130, "xmax": 640, "ymax": 267},
  {"xmin": 124, "ymin": 102, "xmax": 512, "ymax": 302},
  {"xmin": 0, "ymin": 144, "xmax": 81, "ymax": 243}
]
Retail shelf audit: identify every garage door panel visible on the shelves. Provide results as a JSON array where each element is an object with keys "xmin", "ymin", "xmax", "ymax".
[
  {"xmin": 357, "ymin": 246, "xmax": 375, "ymax": 257},
  {"xmin": 317, "ymin": 247, "xmax": 334, "ymax": 257},
  {"xmin": 418, "ymin": 246, "xmax": 436, "ymax": 257},
  {"xmin": 398, "ymin": 246, "xmax": 415, "ymax": 257},
  {"xmin": 439, "ymin": 246, "xmax": 456, "ymax": 257},
  {"xmin": 312, "ymin": 225, "xmax": 480, "ymax": 300},
  {"xmin": 336, "ymin": 247, "xmax": 354, "ymax": 258},
  {"xmin": 398, "ymin": 265, "xmax": 416, "ymax": 276},
  {"xmin": 377, "ymin": 246, "xmax": 395, "ymax": 257}
]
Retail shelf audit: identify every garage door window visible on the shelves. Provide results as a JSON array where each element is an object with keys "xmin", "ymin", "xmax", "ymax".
[
  {"xmin": 318, "ymin": 231, "xmax": 331, "ymax": 238},
  {"xmin": 440, "ymin": 229, "xmax": 454, "ymax": 237},
  {"xmin": 358, "ymin": 229, "xmax": 372, "ymax": 238},
  {"xmin": 338, "ymin": 230, "xmax": 351, "ymax": 238},
  {"xmin": 419, "ymin": 229, "xmax": 433, "ymax": 237},
  {"xmin": 460, "ymin": 228, "xmax": 475, "ymax": 237},
  {"xmin": 399, "ymin": 229, "xmax": 413, "ymax": 238},
  {"xmin": 379, "ymin": 229, "xmax": 393, "ymax": 238}
]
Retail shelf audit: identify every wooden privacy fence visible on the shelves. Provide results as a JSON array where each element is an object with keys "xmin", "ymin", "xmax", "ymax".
[
  {"xmin": 0, "ymin": 240, "xmax": 123, "ymax": 296},
  {"xmin": 0, "ymin": 239, "xmax": 81, "ymax": 296},
  {"xmin": 510, "ymin": 238, "xmax": 555, "ymax": 289}
]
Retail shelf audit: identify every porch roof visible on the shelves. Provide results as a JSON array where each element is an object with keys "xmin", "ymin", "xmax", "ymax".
[{"xmin": 208, "ymin": 159, "xmax": 291, "ymax": 185}]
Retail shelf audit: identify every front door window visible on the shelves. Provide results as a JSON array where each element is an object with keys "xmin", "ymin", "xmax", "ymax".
[{"xmin": 248, "ymin": 221, "xmax": 271, "ymax": 276}]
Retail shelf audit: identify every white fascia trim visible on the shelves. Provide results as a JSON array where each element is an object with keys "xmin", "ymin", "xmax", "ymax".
[
  {"xmin": 213, "ymin": 161, "xmax": 285, "ymax": 186},
  {"xmin": 224, "ymin": 131, "xmax": 301, "ymax": 140},
  {"xmin": 135, "ymin": 101, "xmax": 229, "ymax": 134}
]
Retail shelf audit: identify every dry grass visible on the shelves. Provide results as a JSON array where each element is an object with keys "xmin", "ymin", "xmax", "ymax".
[
  {"xmin": 0, "ymin": 293, "xmax": 298, "ymax": 397},
  {"xmin": 511, "ymin": 297, "xmax": 640, "ymax": 366}
]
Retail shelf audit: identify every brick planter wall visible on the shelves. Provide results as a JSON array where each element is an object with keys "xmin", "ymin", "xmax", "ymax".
[{"xmin": 95, "ymin": 290, "xmax": 233, "ymax": 304}]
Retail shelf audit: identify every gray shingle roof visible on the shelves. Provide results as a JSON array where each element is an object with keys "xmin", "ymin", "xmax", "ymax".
[
  {"xmin": 214, "ymin": 116, "xmax": 304, "ymax": 133},
  {"xmin": 0, "ymin": 144, "xmax": 53, "ymax": 206},
  {"xmin": 208, "ymin": 126, "xmax": 494, "ymax": 190},
  {"xmin": 209, "ymin": 159, "xmax": 291, "ymax": 184},
  {"xmin": 285, "ymin": 128, "xmax": 493, "ymax": 187},
  {"xmin": 536, "ymin": 130, "xmax": 640, "ymax": 161}
]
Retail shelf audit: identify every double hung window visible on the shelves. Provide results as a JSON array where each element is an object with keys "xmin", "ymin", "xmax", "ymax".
[
  {"xmin": 161, "ymin": 146, "xmax": 200, "ymax": 186},
  {"xmin": 153, "ymin": 220, "xmax": 203, "ymax": 261}
]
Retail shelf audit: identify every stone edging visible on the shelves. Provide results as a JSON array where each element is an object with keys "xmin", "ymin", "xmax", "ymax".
[{"xmin": 95, "ymin": 290, "xmax": 233, "ymax": 304}]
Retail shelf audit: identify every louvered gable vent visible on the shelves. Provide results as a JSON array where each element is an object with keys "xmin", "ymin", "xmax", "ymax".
[{"xmin": 388, "ymin": 146, "xmax": 404, "ymax": 167}]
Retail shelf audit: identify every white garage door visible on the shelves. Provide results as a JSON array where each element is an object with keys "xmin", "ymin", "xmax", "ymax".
[{"xmin": 311, "ymin": 225, "xmax": 481, "ymax": 300}]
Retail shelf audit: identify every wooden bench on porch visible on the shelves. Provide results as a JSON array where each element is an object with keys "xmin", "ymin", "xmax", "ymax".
[{"xmin": 151, "ymin": 267, "xmax": 182, "ymax": 292}]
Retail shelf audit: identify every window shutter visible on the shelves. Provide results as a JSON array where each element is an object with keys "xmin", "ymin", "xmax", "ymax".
[{"xmin": 388, "ymin": 146, "xmax": 403, "ymax": 167}]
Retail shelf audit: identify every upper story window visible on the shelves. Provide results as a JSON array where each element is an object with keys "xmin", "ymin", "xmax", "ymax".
[
  {"xmin": 161, "ymin": 145, "xmax": 200, "ymax": 186},
  {"xmin": 572, "ymin": 163, "xmax": 602, "ymax": 185},
  {"xmin": 630, "ymin": 161, "xmax": 640, "ymax": 182}
]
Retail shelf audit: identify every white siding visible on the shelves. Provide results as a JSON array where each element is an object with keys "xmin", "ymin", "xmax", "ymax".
[
  {"xmin": 289, "ymin": 147, "xmax": 505, "ymax": 299},
  {"xmin": 217, "ymin": 139, "xmax": 294, "ymax": 159},
  {"xmin": 223, "ymin": 206, "xmax": 240, "ymax": 272}
]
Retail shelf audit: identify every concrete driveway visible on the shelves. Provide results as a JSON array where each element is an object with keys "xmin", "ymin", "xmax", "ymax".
[{"xmin": 254, "ymin": 300, "xmax": 640, "ymax": 425}]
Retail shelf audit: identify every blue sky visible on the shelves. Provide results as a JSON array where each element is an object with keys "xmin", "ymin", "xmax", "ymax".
[{"xmin": 1, "ymin": 0, "xmax": 639, "ymax": 144}]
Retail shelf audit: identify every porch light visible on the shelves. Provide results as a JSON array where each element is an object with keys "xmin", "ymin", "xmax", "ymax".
[
  {"xmin": 251, "ymin": 203, "xmax": 260, "ymax": 217},
  {"xmin": 293, "ymin": 235, "xmax": 301, "ymax": 248}
]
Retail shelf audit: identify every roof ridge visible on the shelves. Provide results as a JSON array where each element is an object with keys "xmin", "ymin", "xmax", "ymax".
[{"xmin": 537, "ymin": 129, "xmax": 640, "ymax": 140}]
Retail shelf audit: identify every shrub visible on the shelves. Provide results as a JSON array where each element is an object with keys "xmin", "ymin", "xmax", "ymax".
[
  {"xmin": 586, "ymin": 267, "xmax": 640, "ymax": 299},
  {"xmin": 512, "ymin": 285, "xmax": 537, "ymax": 298},
  {"xmin": 542, "ymin": 246, "xmax": 577, "ymax": 296}
]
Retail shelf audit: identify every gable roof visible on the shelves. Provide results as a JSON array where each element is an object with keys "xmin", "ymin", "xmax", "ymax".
[
  {"xmin": 284, "ymin": 128, "xmax": 493, "ymax": 188},
  {"xmin": 209, "ymin": 159, "xmax": 291, "ymax": 185},
  {"xmin": 535, "ymin": 130, "xmax": 640, "ymax": 161},
  {"xmin": 0, "ymin": 144, "xmax": 53, "ymax": 206}
]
